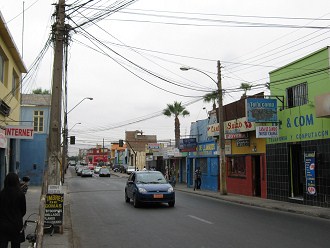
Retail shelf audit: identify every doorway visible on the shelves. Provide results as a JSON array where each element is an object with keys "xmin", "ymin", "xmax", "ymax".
[
  {"xmin": 252, "ymin": 155, "xmax": 261, "ymax": 197},
  {"xmin": 289, "ymin": 144, "xmax": 303, "ymax": 199}
]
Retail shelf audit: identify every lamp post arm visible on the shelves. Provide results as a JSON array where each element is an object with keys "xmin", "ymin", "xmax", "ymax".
[{"xmin": 67, "ymin": 97, "xmax": 93, "ymax": 114}]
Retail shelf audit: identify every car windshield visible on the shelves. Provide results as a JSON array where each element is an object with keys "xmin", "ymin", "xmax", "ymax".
[
  {"xmin": 136, "ymin": 172, "xmax": 167, "ymax": 184},
  {"xmin": 100, "ymin": 169, "xmax": 109, "ymax": 173}
]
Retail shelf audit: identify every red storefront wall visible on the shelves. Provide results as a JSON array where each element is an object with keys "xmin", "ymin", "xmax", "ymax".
[{"xmin": 226, "ymin": 155, "xmax": 267, "ymax": 198}]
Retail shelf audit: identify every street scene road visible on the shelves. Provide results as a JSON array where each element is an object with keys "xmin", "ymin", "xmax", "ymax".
[{"xmin": 67, "ymin": 168, "xmax": 330, "ymax": 248}]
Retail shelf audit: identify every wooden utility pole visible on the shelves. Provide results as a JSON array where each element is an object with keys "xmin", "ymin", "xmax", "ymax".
[
  {"xmin": 48, "ymin": 0, "xmax": 66, "ymax": 186},
  {"xmin": 217, "ymin": 60, "xmax": 227, "ymax": 195}
]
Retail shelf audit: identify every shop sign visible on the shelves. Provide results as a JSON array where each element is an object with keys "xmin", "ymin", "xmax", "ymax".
[
  {"xmin": 5, "ymin": 126, "xmax": 34, "ymax": 139},
  {"xmin": 236, "ymin": 138, "xmax": 250, "ymax": 147},
  {"xmin": 225, "ymin": 133, "xmax": 249, "ymax": 140},
  {"xmin": 0, "ymin": 129, "xmax": 7, "ymax": 148},
  {"xmin": 179, "ymin": 138, "xmax": 197, "ymax": 152},
  {"xmin": 304, "ymin": 151, "xmax": 316, "ymax": 195},
  {"xmin": 224, "ymin": 117, "xmax": 256, "ymax": 134},
  {"xmin": 246, "ymin": 98, "xmax": 277, "ymax": 122},
  {"xmin": 256, "ymin": 126, "xmax": 279, "ymax": 138},
  {"xmin": 207, "ymin": 123, "xmax": 219, "ymax": 136},
  {"xmin": 44, "ymin": 193, "xmax": 64, "ymax": 225},
  {"xmin": 147, "ymin": 143, "xmax": 160, "ymax": 151}
]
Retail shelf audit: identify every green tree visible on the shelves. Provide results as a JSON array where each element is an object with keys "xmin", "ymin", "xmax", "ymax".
[
  {"xmin": 203, "ymin": 90, "xmax": 218, "ymax": 111},
  {"xmin": 163, "ymin": 101, "xmax": 190, "ymax": 148},
  {"xmin": 32, "ymin": 88, "xmax": 50, "ymax": 94},
  {"xmin": 240, "ymin": 83, "xmax": 252, "ymax": 97}
]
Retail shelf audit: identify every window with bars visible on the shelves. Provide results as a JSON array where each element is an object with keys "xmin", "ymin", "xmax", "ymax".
[
  {"xmin": 34, "ymin": 110, "xmax": 44, "ymax": 132},
  {"xmin": 286, "ymin": 83, "xmax": 308, "ymax": 108}
]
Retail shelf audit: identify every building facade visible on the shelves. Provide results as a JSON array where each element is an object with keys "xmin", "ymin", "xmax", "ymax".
[
  {"xmin": 267, "ymin": 47, "xmax": 330, "ymax": 207},
  {"xmin": 0, "ymin": 12, "xmax": 27, "ymax": 188},
  {"xmin": 20, "ymin": 94, "xmax": 51, "ymax": 185}
]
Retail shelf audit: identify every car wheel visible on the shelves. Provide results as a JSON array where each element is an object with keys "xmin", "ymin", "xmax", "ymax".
[
  {"xmin": 133, "ymin": 194, "xmax": 140, "ymax": 208},
  {"xmin": 168, "ymin": 201, "xmax": 175, "ymax": 208},
  {"xmin": 125, "ymin": 192, "xmax": 130, "ymax": 203}
]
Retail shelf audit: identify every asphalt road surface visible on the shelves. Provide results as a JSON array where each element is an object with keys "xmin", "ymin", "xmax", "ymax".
[{"xmin": 68, "ymin": 168, "xmax": 330, "ymax": 248}]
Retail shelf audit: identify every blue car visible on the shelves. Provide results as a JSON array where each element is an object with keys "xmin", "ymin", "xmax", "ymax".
[{"xmin": 125, "ymin": 171, "xmax": 175, "ymax": 208}]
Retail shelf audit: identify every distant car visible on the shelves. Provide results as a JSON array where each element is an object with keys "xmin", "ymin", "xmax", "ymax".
[
  {"xmin": 99, "ymin": 168, "xmax": 111, "ymax": 177},
  {"xmin": 88, "ymin": 164, "xmax": 95, "ymax": 170},
  {"xmin": 120, "ymin": 164, "xmax": 128, "ymax": 173},
  {"xmin": 126, "ymin": 166, "xmax": 137, "ymax": 174},
  {"xmin": 112, "ymin": 164, "xmax": 120, "ymax": 172},
  {"xmin": 125, "ymin": 171, "xmax": 175, "ymax": 208},
  {"xmin": 76, "ymin": 166, "xmax": 86, "ymax": 176},
  {"xmin": 81, "ymin": 168, "xmax": 93, "ymax": 177},
  {"xmin": 94, "ymin": 166, "xmax": 102, "ymax": 174}
]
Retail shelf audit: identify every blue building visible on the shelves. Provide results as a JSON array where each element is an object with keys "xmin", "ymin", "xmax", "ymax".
[
  {"xmin": 187, "ymin": 118, "xmax": 219, "ymax": 191},
  {"xmin": 20, "ymin": 94, "xmax": 50, "ymax": 185}
]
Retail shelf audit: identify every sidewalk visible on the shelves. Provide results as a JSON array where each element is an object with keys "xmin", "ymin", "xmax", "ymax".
[{"xmin": 24, "ymin": 170, "xmax": 330, "ymax": 247}]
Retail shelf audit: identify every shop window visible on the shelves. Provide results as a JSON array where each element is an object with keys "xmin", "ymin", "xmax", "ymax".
[
  {"xmin": 228, "ymin": 156, "xmax": 246, "ymax": 177},
  {"xmin": 286, "ymin": 83, "xmax": 308, "ymax": 108}
]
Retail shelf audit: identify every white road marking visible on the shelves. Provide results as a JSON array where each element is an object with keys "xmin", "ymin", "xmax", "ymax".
[{"xmin": 188, "ymin": 215, "xmax": 213, "ymax": 224}]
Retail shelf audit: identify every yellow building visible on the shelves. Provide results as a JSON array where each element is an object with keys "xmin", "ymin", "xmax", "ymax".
[{"xmin": 0, "ymin": 12, "xmax": 27, "ymax": 185}]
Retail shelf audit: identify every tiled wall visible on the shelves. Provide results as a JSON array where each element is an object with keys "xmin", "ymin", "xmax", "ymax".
[{"xmin": 266, "ymin": 139, "xmax": 330, "ymax": 208}]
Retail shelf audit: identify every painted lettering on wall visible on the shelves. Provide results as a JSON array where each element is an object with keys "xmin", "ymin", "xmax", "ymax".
[{"xmin": 287, "ymin": 114, "xmax": 314, "ymax": 128}]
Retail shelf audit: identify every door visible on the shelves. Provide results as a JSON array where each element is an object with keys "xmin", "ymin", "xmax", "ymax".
[
  {"xmin": 289, "ymin": 144, "xmax": 303, "ymax": 198},
  {"xmin": 253, "ymin": 156, "xmax": 261, "ymax": 197}
]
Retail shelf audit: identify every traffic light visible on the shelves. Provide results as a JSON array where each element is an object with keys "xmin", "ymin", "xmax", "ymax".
[
  {"xmin": 70, "ymin": 136, "xmax": 75, "ymax": 144},
  {"xmin": 119, "ymin": 139, "xmax": 123, "ymax": 147}
]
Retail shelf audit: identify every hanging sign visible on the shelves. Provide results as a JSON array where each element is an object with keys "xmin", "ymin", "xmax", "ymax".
[
  {"xmin": 304, "ymin": 151, "xmax": 316, "ymax": 195},
  {"xmin": 256, "ymin": 126, "xmax": 279, "ymax": 138},
  {"xmin": 5, "ymin": 126, "xmax": 34, "ymax": 139}
]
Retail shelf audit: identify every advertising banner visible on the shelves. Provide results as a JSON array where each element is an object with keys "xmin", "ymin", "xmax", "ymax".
[
  {"xmin": 246, "ymin": 98, "xmax": 277, "ymax": 122},
  {"xmin": 304, "ymin": 151, "xmax": 316, "ymax": 196},
  {"xmin": 224, "ymin": 117, "xmax": 256, "ymax": 134},
  {"xmin": 179, "ymin": 138, "xmax": 197, "ymax": 152},
  {"xmin": 207, "ymin": 123, "xmax": 219, "ymax": 136},
  {"xmin": 44, "ymin": 193, "xmax": 64, "ymax": 225},
  {"xmin": 256, "ymin": 126, "xmax": 279, "ymax": 138},
  {"xmin": 0, "ymin": 129, "xmax": 6, "ymax": 148},
  {"xmin": 5, "ymin": 126, "xmax": 34, "ymax": 139}
]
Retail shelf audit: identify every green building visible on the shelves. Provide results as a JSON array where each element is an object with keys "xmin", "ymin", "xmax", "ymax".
[{"xmin": 267, "ymin": 47, "xmax": 330, "ymax": 207}]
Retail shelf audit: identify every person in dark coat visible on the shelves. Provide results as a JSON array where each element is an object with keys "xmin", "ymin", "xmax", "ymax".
[{"xmin": 0, "ymin": 173, "xmax": 27, "ymax": 248}]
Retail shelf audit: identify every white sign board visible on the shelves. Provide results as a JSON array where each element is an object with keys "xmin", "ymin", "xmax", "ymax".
[
  {"xmin": 48, "ymin": 185, "xmax": 63, "ymax": 194},
  {"xmin": 5, "ymin": 126, "xmax": 34, "ymax": 139},
  {"xmin": 256, "ymin": 126, "xmax": 279, "ymax": 138}
]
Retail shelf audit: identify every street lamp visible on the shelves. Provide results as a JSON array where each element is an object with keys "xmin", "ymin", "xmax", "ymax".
[
  {"xmin": 180, "ymin": 61, "xmax": 227, "ymax": 195},
  {"xmin": 62, "ymin": 97, "xmax": 93, "ymax": 183},
  {"xmin": 67, "ymin": 97, "xmax": 93, "ymax": 114},
  {"xmin": 69, "ymin": 122, "xmax": 81, "ymax": 132}
]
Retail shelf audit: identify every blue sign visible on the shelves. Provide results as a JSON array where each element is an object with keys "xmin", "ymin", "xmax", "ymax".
[
  {"xmin": 179, "ymin": 138, "xmax": 197, "ymax": 152},
  {"xmin": 305, "ymin": 151, "xmax": 316, "ymax": 195},
  {"xmin": 246, "ymin": 98, "xmax": 277, "ymax": 122}
]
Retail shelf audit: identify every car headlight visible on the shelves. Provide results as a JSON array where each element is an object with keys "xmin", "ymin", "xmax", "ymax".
[
  {"xmin": 168, "ymin": 187, "xmax": 174, "ymax": 193},
  {"xmin": 138, "ymin": 187, "xmax": 147, "ymax": 193}
]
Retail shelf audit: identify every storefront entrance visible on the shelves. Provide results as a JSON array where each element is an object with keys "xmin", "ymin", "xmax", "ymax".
[{"xmin": 289, "ymin": 144, "xmax": 303, "ymax": 199}]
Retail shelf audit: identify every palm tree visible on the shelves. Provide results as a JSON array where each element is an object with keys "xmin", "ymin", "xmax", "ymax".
[
  {"xmin": 203, "ymin": 90, "xmax": 218, "ymax": 111},
  {"xmin": 240, "ymin": 83, "xmax": 252, "ymax": 97},
  {"xmin": 163, "ymin": 101, "xmax": 190, "ymax": 148}
]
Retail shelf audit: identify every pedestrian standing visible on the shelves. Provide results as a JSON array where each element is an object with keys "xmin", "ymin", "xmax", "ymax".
[
  {"xmin": 194, "ymin": 167, "xmax": 202, "ymax": 191},
  {"xmin": 0, "ymin": 173, "xmax": 27, "ymax": 248},
  {"xmin": 20, "ymin": 176, "xmax": 30, "ymax": 195}
]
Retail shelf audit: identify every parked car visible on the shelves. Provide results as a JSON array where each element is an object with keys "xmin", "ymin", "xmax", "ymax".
[
  {"xmin": 120, "ymin": 164, "xmax": 128, "ymax": 173},
  {"xmin": 125, "ymin": 171, "xmax": 175, "ymax": 208},
  {"xmin": 76, "ymin": 166, "xmax": 86, "ymax": 176},
  {"xmin": 126, "ymin": 166, "xmax": 137, "ymax": 174},
  {"xmin": 112, "ymin": 164, "xmax": 120, "ymax": 172},
  {"xmin": 99, "ymin": 168, "xmax": 111, "ymax": 177},
  {"xmin": 81, "ymin": 168, "xmax": 93, "ymax": 177},
  {"xmin": 94, "ymin": 166, "xmax": 102, "ymax": 174}
]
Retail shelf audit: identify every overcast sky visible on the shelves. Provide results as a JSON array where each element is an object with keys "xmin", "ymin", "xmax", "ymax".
[{"xmin": 1, "ymin": 0, "xmax": 329, "ymax": 155}]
